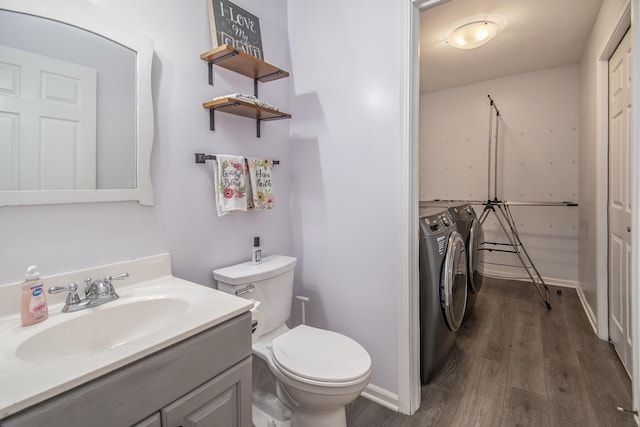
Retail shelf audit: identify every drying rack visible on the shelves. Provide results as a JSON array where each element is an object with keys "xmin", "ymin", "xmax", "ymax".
[
  {"xmin": 430, "ymin": 96, "xmax": 578, "ymax": 309},
  {"xmin": 477, "ymin": 199, "xmax": 576, "ymax": 310},
  {"xmin": 477, "ymin": 95, "xmax": 580, "ymax": 309}
]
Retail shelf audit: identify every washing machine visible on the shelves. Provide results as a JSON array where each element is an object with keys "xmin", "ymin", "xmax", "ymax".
[
  {"xmin": 419, "ymin": 207, "xmax": 468, "ymax": 384},
  {"xmin": 420, "ymin": 201, "xmax": 484, "ymax": 320}
]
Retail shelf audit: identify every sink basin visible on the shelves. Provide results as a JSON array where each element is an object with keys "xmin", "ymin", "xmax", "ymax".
[{"xmin": 15, "ymin": 298, "xmax": 190, "ymax": 362}]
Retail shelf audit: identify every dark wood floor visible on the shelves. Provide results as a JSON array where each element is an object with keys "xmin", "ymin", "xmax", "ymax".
[{"xmin": 346, "ymin": 278, "xmax": 636, "ymax": 426}]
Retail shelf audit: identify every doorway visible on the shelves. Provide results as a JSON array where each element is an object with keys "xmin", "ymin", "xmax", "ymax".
[{"xmin": 409, "ymin": 0, "xmax": 640, "ymax": 417}]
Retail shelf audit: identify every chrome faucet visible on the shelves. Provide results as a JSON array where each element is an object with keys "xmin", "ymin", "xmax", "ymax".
[
  {"xmin": 85, "ymin": 272, "xmax": 128, "ymax": 301},
  {"xmin": 48, "ymin": 272, "xmax": 128, "ymax": 313}
]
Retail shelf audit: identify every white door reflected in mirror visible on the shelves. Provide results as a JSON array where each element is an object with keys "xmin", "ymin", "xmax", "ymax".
[{"xmin": 0, "ymin": 45, "xmax": 98, "ymax": 191}]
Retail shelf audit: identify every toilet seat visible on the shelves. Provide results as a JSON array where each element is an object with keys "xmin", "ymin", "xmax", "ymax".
[{"xmin": 271, "ymin": 325, "xmax": 371, "ymax": 385}]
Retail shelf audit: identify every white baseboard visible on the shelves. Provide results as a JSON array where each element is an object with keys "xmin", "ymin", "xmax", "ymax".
[
  {"xmin": 575, "ymin": 283, "xmax": 599, "ymax": 336},
  {"xmin": 481, "ymin": 267, "xmax": 579, "ymax": 288},
  {"xmin": 360, "ymin": 383, "xmax": 400, "ymax": 412}
]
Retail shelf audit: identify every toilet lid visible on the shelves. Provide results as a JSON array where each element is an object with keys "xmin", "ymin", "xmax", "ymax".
[{"xmin": 271, "ymin": 325, "xmax": 371, "ymax": 383}]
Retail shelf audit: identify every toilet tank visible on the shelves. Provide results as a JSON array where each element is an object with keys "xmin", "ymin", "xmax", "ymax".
[{"xmin": 213, "ymin": 255, "xmax": 297, "ymax": 335}]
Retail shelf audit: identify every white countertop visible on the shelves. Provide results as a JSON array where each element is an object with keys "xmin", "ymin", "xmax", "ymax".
[{"xmin": 0, "ymin": 254, "xmax": 252, "ymax": 419}]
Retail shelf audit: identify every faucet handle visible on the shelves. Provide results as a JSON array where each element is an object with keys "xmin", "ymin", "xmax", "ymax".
[
  {"xmin": 48, "ymin": 283, "xmax": 81, "ymax": 306},
  {"xmin": 104, "ymin": 272, "xmax": 129, "ymax": 284},
  {"xmin": 103, "ymin": 272, "xmax": 127, "ymax": 298}
]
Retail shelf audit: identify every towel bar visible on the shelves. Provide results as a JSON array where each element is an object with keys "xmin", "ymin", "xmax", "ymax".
[{"xmin": 195, "ymin": 153, "xmax": 280, "ymax": 165}]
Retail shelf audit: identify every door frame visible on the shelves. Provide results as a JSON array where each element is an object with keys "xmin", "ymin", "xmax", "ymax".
[
  {"xmin": 397, "ymin": 0, "xmax": 421, "ymax": 415},
  {"xmin": 595, "ymin": 0, "xmax": 639, "ymax": 415},
  {"xmin": 631, "ymin": 0, "xmax": 639, "ymax": 414},
  {"xmin": 398, "ymin": 0, "xmax": 454, "ymax": 415}
]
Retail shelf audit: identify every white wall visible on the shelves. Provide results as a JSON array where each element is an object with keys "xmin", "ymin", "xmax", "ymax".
[
  {"xmin": 0, "ymin": 0, "xmax": 293, "ymax": 288},
  {"xmin": 287, "ymin": 0, "xmax": 405, "ymax": 398},
  {"xmin": 579, "ymin": 0, "xmax": 629, "ymax": 332},
  {"xmin": 420, "ymin": 65, "xmax": 580, "ymax": 284}
]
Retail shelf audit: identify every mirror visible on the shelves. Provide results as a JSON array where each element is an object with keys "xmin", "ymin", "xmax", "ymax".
[{"xmin": 0, "ymin": 0, "xmax": 154, "ymax": 206}]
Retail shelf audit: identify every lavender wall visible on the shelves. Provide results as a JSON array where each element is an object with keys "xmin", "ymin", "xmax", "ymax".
[
  {"xmin": 287, "ymin": 0, "xmax": 405, "ymax": 397},
  {"xmin": 0, "ymin": 0, "xmax": 409, "ymax": 405},
  {"xmin": 0, "ymin": 0, "xmax": 293, "ymax": 289}
]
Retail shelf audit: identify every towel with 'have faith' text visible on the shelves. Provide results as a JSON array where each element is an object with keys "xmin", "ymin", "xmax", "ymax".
[{"xmin": 246, "ymin": 158, "xmax": 274, "ymax": 210}]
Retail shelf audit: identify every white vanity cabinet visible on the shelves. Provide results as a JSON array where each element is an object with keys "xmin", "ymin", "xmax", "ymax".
[{"xmin": 0, "ymin": 312, "xmax": 252, "ymax": 427}]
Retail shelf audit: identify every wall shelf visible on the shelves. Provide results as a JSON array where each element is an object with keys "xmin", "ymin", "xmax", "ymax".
[
  {"xmin": 203, "ymin": 98, "xmax": 291, "ymax": 137},
  {"xmin": 201, "ymin": 45, "xmax": 289, "ymax": 86},
  {"xmin": 201, "ymin": 45, "xmax": 291, "ymax": 137}
]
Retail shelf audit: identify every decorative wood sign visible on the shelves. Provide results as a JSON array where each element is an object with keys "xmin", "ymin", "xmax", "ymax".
[{"xmin": 206, "ymin": 0, "xmax": 264, "ymax": 60}]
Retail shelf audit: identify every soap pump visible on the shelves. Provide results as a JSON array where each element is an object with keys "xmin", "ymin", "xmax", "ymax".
[
  {"xmin": 20, "ymin": 265, "xmax": 48, "ymax": 326},
  {"xmin": 251, "ymin": 236, "xmax": 262, "ymax": 265}
]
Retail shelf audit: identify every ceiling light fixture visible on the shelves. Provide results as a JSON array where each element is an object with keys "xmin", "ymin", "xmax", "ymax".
[{"xmin": 445, "ymin": 20, "xmax": 499, "ymax": 50}]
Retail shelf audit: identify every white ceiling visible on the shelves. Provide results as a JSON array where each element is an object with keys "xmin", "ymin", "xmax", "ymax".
[{"xmin": 420, "ymin": 0, "xmax": 604, "ymax": 93}]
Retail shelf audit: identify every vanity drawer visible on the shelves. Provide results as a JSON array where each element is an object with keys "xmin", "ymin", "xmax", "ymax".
[{"xmin": 0, "ymin": 312, "xmax": 251, "ymax": 427}]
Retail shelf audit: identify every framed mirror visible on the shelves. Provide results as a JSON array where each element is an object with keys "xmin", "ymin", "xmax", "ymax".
[{"xmin": 0, "ymin": 0, "xmax": 154, "ymax": 206}]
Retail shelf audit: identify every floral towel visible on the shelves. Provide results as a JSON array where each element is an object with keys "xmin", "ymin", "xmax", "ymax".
[
  {"xmin": 213, "ymin": 155, "xmax": 249, "ymax": 216},
  {"xmin": 246, "ymin": 158, "xmax": 275, "ymax": 210}
]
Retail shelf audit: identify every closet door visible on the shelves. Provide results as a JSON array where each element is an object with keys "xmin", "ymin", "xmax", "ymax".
[{"xmin": 608, "ymin": 28, "xmax": 632, "ymax": 376}]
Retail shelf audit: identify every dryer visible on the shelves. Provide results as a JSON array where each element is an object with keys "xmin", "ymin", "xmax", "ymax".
[
  {"xmin": 420, "ymin": 201, "xmax": 484, "ymax": 320},
  {"xmin": 419, "ymin": 207, "xmax": 468, "ymax": 384}
]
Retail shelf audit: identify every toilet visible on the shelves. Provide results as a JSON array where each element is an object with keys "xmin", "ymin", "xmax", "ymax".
[{"xmin": 213, "ymin": 255, "xmax": 372, "ymax": 427}]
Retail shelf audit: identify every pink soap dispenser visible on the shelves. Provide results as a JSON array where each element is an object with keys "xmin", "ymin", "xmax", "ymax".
[{"xmin": 20, "ymin": 265, "xmax": 48, "ymax": 326}]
